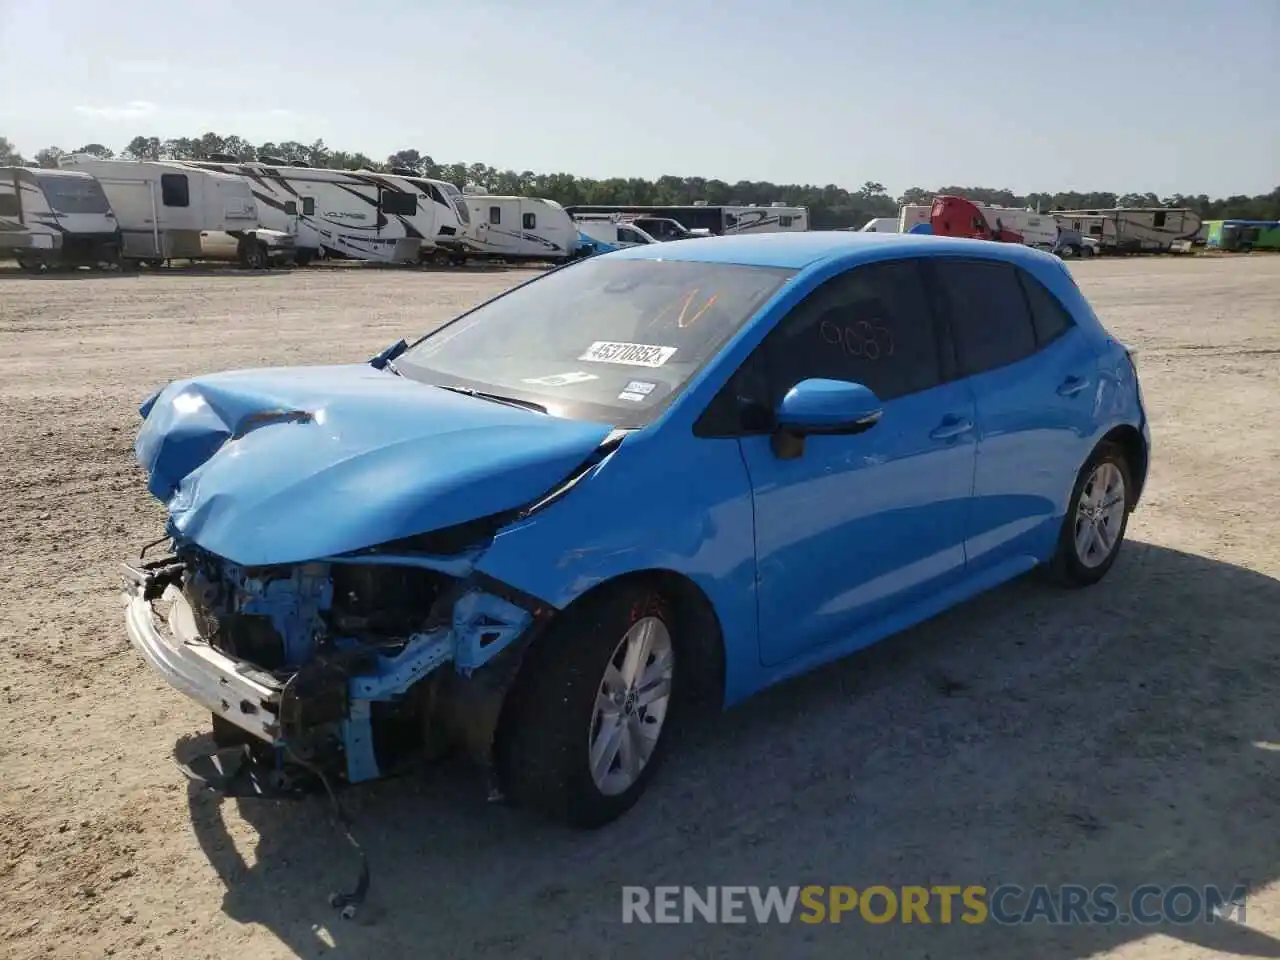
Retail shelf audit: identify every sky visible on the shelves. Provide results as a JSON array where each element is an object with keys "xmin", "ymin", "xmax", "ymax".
[{"xmin": 1, "ymin": 0, "xmax": 1276, "ymax": 198}]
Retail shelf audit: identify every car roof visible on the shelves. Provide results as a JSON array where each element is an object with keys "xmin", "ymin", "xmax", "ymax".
[{"xmin": 604, "ymin": 230, "xmax": 1058, "ymax": 271}]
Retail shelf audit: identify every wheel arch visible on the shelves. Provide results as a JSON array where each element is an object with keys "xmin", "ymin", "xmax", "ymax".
[
  {"xmin": 490, "ymin": 568, "xmax": 727, "ymax": 758},
  {"xmin": 1099, "ymin": 423, "xmax": 1148, "ymax": 505}
]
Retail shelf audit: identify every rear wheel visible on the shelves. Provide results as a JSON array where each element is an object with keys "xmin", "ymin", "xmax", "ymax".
[
  {"xmin": 1047, "ymin": 442, "xmax": 1132, "ymax": 586},
  {"xmin": 496, "ymin": 583, "xmax": 679, "ymax": 828}
]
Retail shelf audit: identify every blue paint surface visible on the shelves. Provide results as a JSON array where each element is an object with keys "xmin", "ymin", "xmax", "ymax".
[{"xmin": 135, "ymin": 231, "xmax": 1149, "ymax": 736}]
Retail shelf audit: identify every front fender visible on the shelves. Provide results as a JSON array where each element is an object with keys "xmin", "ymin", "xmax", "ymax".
[{"xmin": 474, "ymin": 430, "xmax": 762, "ymax": 704}]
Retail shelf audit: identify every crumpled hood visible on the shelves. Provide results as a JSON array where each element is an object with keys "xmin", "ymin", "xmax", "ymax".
[{"xmin": 135, "ymin": 363, "xmax": 614, "ymax": 566}]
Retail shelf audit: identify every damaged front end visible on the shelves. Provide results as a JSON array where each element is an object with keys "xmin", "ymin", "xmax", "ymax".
[{"xmin": 121, "ymin": 527, "xmax": 552, "ymax": 798}]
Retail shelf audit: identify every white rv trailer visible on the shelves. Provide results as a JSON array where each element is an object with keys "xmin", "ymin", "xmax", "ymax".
[
  {"xmin": 0, "ymin": 167, "xmax": 122, "ymax": 270},
  {"xmin": 1051, "ymin": 207, "xmax": 1202, "ymax": 254},
  {"xmin": 970, "ymin": 202, "xmax": 1060, "ymax": 248},
  {"xmin": 463, "ymin": 195, "xmax": 580, "ymax": 262},
  {"xmin": 397, "ymin": 174, "xmax": 472, "ymax": 263},
  {"xmin": 185, "ymin": 158, "xmax": 464, "ymax": 265},
  {"xmin": 897, "ymin": 204, "xmax": 933, "ymax": 233},
  {"xmin": 57, "ymin": 156, "xmax": 293, "ymax": 268},
  {"xmin": 858, "ymin": 216, "xmax": 899, "ymax": 233},
  {"xmin": 564, "ymin": 202, "xmax": 809, "ymax": 235}
]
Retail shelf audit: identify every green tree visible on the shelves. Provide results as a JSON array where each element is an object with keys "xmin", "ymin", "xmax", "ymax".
[
  {"xmin": 0, "ymin": 136, "xmax": 24, "ymax": 165},
  {"xmin": 34, "ymin": 146, "xmax": 64, "ymax": 168}
]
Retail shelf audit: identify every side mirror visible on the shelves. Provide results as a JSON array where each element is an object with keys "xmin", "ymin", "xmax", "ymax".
[{"xmin": 771, "ymin": 378, "xmax": 882, "ymax": 459}]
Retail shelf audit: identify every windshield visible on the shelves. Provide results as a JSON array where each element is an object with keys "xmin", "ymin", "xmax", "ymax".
[
  {"xmin": 397, "ymin": 257, "xmax": 796, "ymax": 427},
  {"xmin": 439, "ymin": 181, "xmax": 470, "ymax": 224},
  {"xmin": 37, "ymin": 175, "xmax": 111, "ymax": 215}
]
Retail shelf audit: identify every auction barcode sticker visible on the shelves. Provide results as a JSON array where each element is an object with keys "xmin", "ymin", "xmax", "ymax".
[{"xmin": 579, "ymin": 341, "xmax": 677, "ymax": 368}]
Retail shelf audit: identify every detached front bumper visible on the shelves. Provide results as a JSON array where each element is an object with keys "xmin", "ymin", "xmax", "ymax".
[{"xmin": 121, "ymin": 560, "xmax": 283, "ymax": 745}]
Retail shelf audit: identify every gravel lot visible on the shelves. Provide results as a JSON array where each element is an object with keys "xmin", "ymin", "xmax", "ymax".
[{"xmin": 2, "ymin": 255, "xmax": 1279, "ymax": 960}]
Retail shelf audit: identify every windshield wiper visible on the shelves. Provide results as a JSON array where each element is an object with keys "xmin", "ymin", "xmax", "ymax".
[{"xmin": 433, "ymin": 384, "xmax": 548, "ymax": 414}]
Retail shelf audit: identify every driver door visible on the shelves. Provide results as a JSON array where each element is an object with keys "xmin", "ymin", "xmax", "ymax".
[{"xmin": 732, "ymin": 258, "xmax": 978, "ymax": 666}]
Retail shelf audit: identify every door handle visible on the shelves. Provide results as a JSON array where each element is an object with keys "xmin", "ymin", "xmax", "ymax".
[
  {"xmin": 1057, "ymin": 375, "xmax": 1089, "ymax": 397},
  {"xmin": 930, "ymin": 417, "xmax": 974, "ymax": 440}
]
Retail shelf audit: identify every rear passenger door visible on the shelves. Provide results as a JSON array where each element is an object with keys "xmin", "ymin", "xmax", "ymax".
[{"xmin": 931, "ymin": 258, "xmax": 1100, "ymax": 571}]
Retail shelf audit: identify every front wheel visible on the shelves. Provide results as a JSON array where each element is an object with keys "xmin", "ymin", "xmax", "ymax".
[
  {"xmin": 238, "ymin": 239, "xmax": 268, "ymax": 270},
  {"xmin": 496, "ymin": 583, "xmax": 679, "ymax": 828},
  {"xmin": 1047, "ymin": 442, "xmax": 1133, "ymax": 587}
]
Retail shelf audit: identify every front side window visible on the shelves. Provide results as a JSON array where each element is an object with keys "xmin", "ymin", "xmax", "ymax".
[
  {"xmin": 934, "ymin": 259, "xmax": 1038, "ymax": 376},
  {"xmin": 397, "ymin": 257, "xmax": 796, "ymax": 428},
  {"xmin": 160, "ymin": 173, "xmax": 189, "ymax": 208},
  {"xmin": 761, "ymin": 258, "xmax": 944, "ymax": 404}
]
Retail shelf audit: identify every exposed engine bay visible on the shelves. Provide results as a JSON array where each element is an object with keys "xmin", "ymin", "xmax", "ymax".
[{"xmin": 123, "ymin": 536, "xmax": 550, "ymax": 794}]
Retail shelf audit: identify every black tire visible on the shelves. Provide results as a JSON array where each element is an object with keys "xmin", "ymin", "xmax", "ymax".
[
  {"xmin": 238, "ymin": 239, "xmax": 268, "ymax": 270},
  {"xmin": 1046, "ymin": 441, "xmax": 1133, "ymax": 587},
  {"xmin": 294, "ymin": 250, "xmax": 313, "ymax": 268},
  {"xmin": 495, "ymin": 581, "xmax": 680, "ymax": 828}
]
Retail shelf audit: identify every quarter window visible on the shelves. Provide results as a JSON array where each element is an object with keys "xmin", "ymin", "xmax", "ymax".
[
  {"xmin": 934, "ymin": 259, "xmax": 1037, "ymax": 376},
  {"xmin": 1017, "ymin": 268, "xmax": 1076, "ymax": 347},
  {"xmin": 763, "ymin": 259, "xmax": 944, "ymax": 403},
  {"xmin": 160, "ymin": 173, "xmax": 189, "ymax": 208}
]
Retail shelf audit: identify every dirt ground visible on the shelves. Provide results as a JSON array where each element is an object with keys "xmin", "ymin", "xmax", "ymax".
[{"xmin": 2, "ymin": 255, "xmax": 1279, "ymax": 960}]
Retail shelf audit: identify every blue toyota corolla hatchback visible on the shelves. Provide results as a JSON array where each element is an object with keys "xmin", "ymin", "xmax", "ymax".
[{"xmin": 124, "ymin": 232, "xmax": 1150, "ymax": 827}]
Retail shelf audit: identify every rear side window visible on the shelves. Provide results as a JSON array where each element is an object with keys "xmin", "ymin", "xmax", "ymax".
[
  {"xmin": 1017, "ymin": 268, "xmax": 1076, "ymax": 346},
  {"xmin": 160, "ymin": 173, "xmax": 189, "ymax": 208},
  {"xmin": 764, "ymin": 258, "xmax": 943, "ymax": 402},
  {"xmin": 934, "ymin": 259, "xmax": 1037, "ymax": 376}
]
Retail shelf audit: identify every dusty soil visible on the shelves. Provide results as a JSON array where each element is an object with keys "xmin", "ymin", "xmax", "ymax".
[{"xmin": 1, "ymin": 256, "xmax": 1279, "ymax": 960}]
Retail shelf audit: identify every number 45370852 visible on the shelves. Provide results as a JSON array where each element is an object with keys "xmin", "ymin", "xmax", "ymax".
[{"xmin": 820, "ymin": 319, "xmax": 895, "ymax": 360}]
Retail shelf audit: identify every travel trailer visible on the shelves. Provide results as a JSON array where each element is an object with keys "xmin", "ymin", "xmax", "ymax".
[
  {"xmin": 398, "ymin": 174, "xmax": 472, "ymax": 263},
  {"xmin": 463, "ymin": 195, "xmax": 580, "ymax": 262},
  {"xmin": 564, "ymin": 202, "xmax": 809, "ymax": 235},
  {"xmin": 57, "ymin": 156, "xmax": 293, "ymax": 268},
  {"xmin": 1051, "ymin": 208, "xmax": 1203, "ymax": 254},
  {"xmin": 858, "ymin": 216, "xmax": 899, "ymax": 233},
  {"xmin": 897, "ymin": 204, "xmax": 932, "ymax": 233},
  {"xmin": 1204, "ymin": 219, "xmax": 1280, "ymax": 252},
  {"xmin": 574, "ymin": 217, "xmax": 659, "ymax": 254},
  {"xmin": 0, "ymin": 166, "xmax": 122, "ymax": 270},
  {"xmin": 930, "ymin": 196, "xmax": 1060, "ymax": 248},
  {"xmin": 184, "ymin": 158, "xmax": 465, "ymax": 265}
]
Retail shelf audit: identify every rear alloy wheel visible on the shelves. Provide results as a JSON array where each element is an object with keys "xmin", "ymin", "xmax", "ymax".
[
  {"xmin": 1048, "ymin": 442, "xmax": 1133, "ymax": 586},
  {"xmin": 496, "ymin": 584, "xmax": 678, "ymax": 827}
]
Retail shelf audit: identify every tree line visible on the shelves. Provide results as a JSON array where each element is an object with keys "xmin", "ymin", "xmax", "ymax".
[{"xmin": 3, "ymin": 132, "xmax": 1277, "ymax": 227}]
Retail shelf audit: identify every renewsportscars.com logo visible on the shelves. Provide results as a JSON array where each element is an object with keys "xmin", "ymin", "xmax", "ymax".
[{"xmin": 621, "ymin": 884, "xmax": 1249, "ymax": 925}]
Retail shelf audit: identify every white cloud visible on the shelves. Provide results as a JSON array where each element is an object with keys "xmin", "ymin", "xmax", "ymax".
[{"xmin": 74, "ymin": 100, "xmax": 159, "ymax": 120}]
